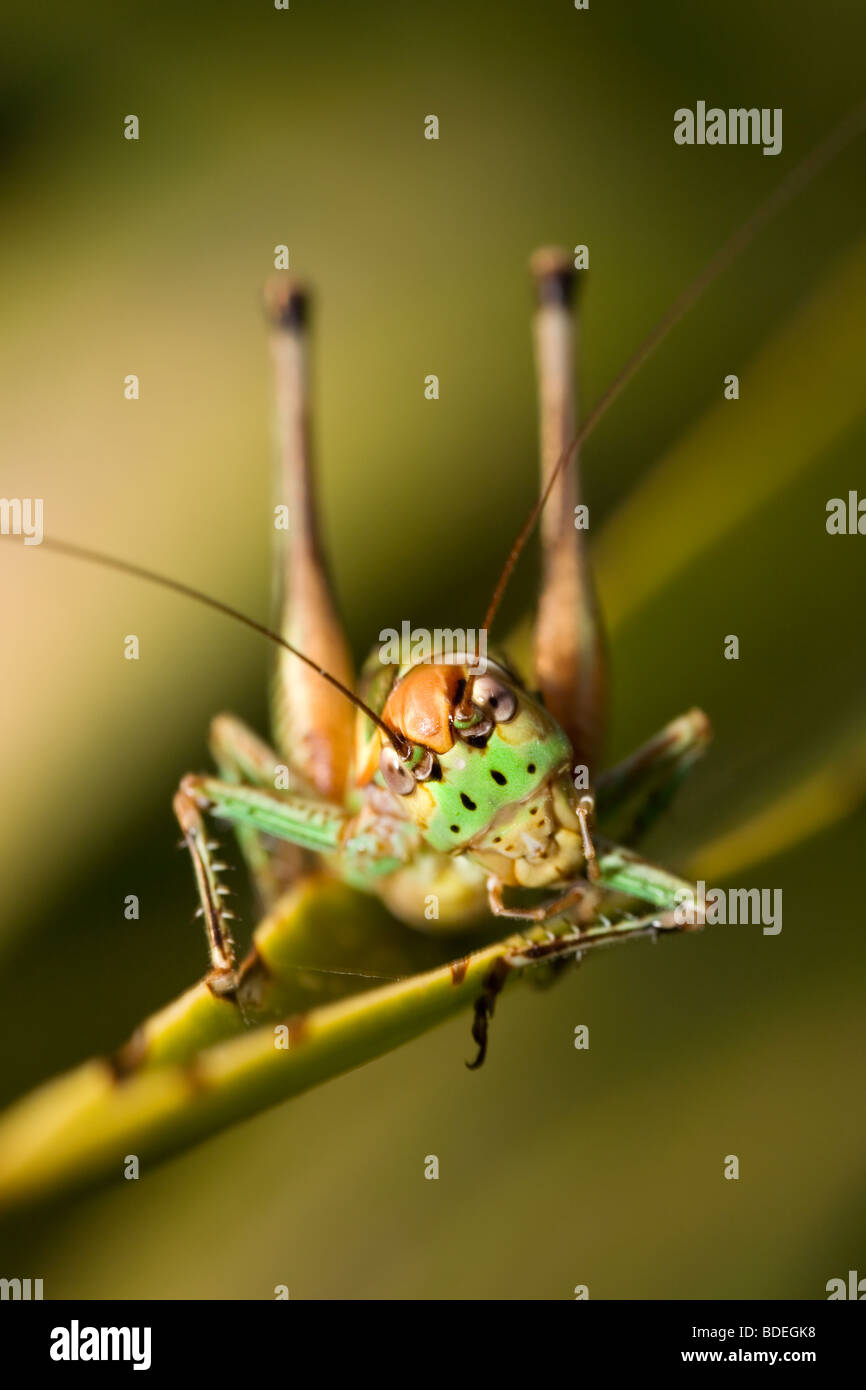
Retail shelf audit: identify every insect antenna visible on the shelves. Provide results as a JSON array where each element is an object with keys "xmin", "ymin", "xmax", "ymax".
[
  {"xmin": 482, "ymin": 99, "xmax": 866, "ymax": 635},
  {"xmin": 40, "ymin": 536, "xmax": 410, "ymax": 757}
]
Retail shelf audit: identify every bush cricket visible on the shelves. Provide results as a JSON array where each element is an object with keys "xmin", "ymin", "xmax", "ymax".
[{"xmin": 36, "ymin": 104, "xmax": 865, "ymax": 1072}]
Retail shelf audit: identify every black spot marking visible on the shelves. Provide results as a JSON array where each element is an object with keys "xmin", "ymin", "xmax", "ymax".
[
  {"xmin": 529, "ymin": 806, "xmax": 537, "ymax": 815},
  {"xmin": 493, "ymin": 835, "xmax": 502, "ymax": 844},
  {"xmin": 450, "ymin": 824, "xmax": 460, "ymax": 833},
  {"xmin": 460, "ymin": 792, "xmax": 477, "ymax": 811},
  {"xmin": 490, "ymin": 769, "xmax": 506, "ymax": 786},
  {"xmin": 427, "ymin": 760, "xmax": 442, "ymax": 781},
  {"xmin": 465, "ymin": 733, "xmax": 489, "ymax": 748},
  {"xmin": 527, "ymin": 762, "xmax": 536, "ymax": 774}
]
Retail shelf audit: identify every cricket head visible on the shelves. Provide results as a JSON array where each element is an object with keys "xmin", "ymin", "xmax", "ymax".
[{"xmin": 359, "ymin": 657, "xmax": 589, "ymax": 888}]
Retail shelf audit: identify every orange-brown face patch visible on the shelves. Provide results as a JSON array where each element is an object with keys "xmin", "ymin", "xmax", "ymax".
[{"xmin": 381, "ymin": 664, "xmax": 465, "ymax": 754}]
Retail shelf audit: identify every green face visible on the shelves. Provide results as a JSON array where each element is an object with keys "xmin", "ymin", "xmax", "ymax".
[
  {"xmin": 422, "ymin": 703, "xmax": 571, "ymax": 853},
  {"xmin": 374, "ymin": 660, "xmax": 574, "ymax": 857}
]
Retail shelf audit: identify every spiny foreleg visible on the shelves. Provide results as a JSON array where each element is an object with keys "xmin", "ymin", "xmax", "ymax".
[{"xmin": 174, "ymin": 773, "xmax": 347, "ymax": 995}]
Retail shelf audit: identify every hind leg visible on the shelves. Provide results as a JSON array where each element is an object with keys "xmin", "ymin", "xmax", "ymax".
[
  {"xmin": 265, "ymin": 279, "xmax": 355, "ymax": 802},
  {"xmin": 530, "ymin": 250, "xmax": 607, "ymax": 778}
]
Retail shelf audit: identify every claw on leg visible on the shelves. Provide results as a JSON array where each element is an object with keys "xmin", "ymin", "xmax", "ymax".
[{"xmin": 467, "ymin": 958, "xmax": 510, "ymax": 1071}]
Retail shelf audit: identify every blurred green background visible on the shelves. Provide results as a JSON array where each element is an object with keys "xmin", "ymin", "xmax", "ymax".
[{"xmin": 1, "ymin": 0, "xmax": 865, "ymax": 1298}]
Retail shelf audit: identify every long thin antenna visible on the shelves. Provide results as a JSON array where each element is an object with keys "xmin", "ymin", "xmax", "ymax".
[
  {"xmin": 40, "ymin": 536, "xmax": 408, "ymax": 755},
  {"xmin": 482, "ymin": 100, "xmax": 866, "ymax": 635}
]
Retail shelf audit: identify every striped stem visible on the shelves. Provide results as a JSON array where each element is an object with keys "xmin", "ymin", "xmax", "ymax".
[{"xmin": 0, "ymin": 881, "xmax": 693, "ymax": 1215}]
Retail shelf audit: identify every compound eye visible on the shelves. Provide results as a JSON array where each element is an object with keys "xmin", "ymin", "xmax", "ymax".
[
  {"xmin": 472, "ymin": 674, "xmax": 517, "ymax": 723},
  {"xmin": 380, "ymin": 745, "xmax": 415, "ymax": 796}
]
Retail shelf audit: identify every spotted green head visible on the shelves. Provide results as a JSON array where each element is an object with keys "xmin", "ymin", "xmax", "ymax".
[{"xmin": 360, "ymin": 657, "xmax": 586, "ymax": 889}]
